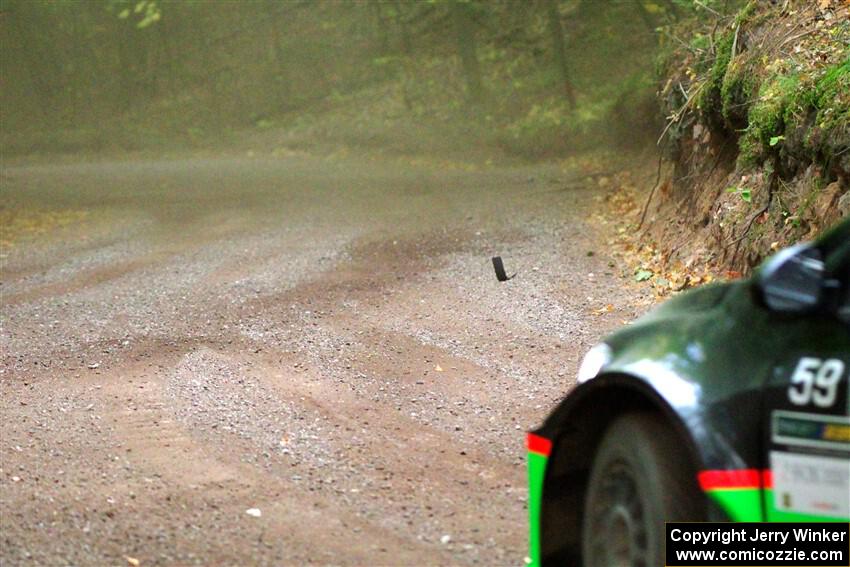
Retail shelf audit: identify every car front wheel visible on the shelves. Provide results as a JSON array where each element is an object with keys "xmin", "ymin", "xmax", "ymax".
[{"xmin": 581, "ymin": 412, "xmax": 705, "ymax": 567}]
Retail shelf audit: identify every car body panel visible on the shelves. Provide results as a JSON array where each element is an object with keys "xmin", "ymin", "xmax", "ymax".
[
  {"xmin": 526, "ymin": 219, "xmax": 850, "ymax": 567},
  {"xmin": 526, "ymin": 433, "xmax": 551, "ymax": 566}
]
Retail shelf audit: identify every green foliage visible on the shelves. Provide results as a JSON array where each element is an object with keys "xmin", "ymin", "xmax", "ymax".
[
  {"xmin": 695, "ymin": 30, "xmax": 734, "ymax": 129},
  {"xmin": 725, "ymin": 186, "xmax": 752, "ymax": 202},
  {"xmin": 738, "ymin": 56, "xmax": 848, "ymax": 169},
  {"xmin": 113, "ymin": 0, "xmax": 160, "ymax": 29},
  {"xmin": 737, "ymin": 73, "xmax": 799, "ymax": 166},
  {"xmin": 810, "ymin": 57, "xmax": 849, "ymax": 134},
  {"xmin": 733, "ymin": 0, "xmax": 759, "ymax": 27},
  {"xmin": 720, "ymin": 57, "xmax": 759, "ymax": 129},
  {"xmin": 689, "ymin": 34, "xmax": 710, "ymax": 57},
  {"xmin": 663, "ymin": 0, "xmax": 848, "ymax": 179},
  {"xmin": 634, "ymin": 268, "xmax": 653, "ymax": 282}
]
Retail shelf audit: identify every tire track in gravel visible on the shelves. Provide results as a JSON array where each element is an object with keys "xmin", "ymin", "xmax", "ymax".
[
  {"xmin": 3, "ymin": 254, "xmax": 168, "ymax": 306},
  {"xmin": 100, "ymin": 349, "xmax": 449, "ymax": 566},
  {"xmin": 1, "ymin": 212, "xmax": 254, "ymax": 306},
  {"xmin": 181, "ymin": 229, "xmax": 527, "ymax": 562},
  {"xmin": 158, "ymin": 346, "xmax": 518, "ymax": 563},
  {"xmin": 2, "ymin": 153, "xmax": 645, "ymax": 566},
  {"xmin": 218, "ymin": 230, "xmax": 540, "ymax": 563}
]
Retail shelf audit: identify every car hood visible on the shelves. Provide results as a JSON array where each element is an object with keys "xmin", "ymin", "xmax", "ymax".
[{"xmin": 641, "ymin": 282, "xmax": 733, "ymax": 320}]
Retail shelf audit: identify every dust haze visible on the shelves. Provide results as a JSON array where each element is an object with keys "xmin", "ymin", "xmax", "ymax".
[{"xmin": 1, "ymin": 1, "xmax": 739, "ymax": 565}]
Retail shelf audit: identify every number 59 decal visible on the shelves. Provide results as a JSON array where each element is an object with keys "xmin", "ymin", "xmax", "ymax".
[{"xmin": 788, "ymin": 357, "xmax": 845, "ymax": 408}]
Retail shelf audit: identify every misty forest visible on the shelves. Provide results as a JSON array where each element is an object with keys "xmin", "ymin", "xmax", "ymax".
[{"xmin": 1, "ymin": 0, "xmax": 848, "ymax": 564}]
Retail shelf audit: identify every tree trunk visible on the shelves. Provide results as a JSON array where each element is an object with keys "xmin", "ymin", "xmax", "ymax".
[
  {"xmin": 545, "ymin": 0, "xmax": 576, "ymax": 109},
  {"xmin": 371, "ymin": 2, "xmax": 390, "ymax": 56},
  {"xmin": 115, "ymin": 21, "xmax": 139, "ymax": 113},
  {"xmin": 155, "ymin": 5, "xmax": 180, "ymax": 100},
  {"xmin": 394, "ymin": 1, "xmax": 413, "ymax": 57},
  {"xmin": 266, "ymin": 2, "xmax": 293, "ymax": 110},
  {"xmin": 451, "ymin": 1, "xmax": 484, "ymax": 106},
  {"xmin": 4, "ymin": 1, "xmax": 53, "ymax": 121},
  {"xmin": 394, "ymin": 1, "xmax": 415, "ymax": 110}
]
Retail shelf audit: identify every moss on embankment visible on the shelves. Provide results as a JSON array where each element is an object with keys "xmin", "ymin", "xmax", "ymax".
[{"xmin": 647, "ymin": 0, "xmax": 849, "ymax": 273}]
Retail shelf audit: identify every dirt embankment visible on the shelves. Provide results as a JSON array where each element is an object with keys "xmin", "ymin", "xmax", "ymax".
[{"xmin": 630, "ymin": 0, "xmax": 848, "ymax": 276}]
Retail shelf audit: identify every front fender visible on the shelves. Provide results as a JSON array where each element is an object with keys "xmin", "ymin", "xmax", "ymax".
[
  {"xmin": 528, "ymin": 366, "xmax": 763, "ymax": 565},
  {"xmin": 529, "ymin": 373, "xmax": 706, "ymax": 566}
]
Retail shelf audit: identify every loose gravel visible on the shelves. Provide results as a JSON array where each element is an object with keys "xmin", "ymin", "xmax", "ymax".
[{"xmin": 1, "ymin": 152, "xmax": 643, "ymax": 565}]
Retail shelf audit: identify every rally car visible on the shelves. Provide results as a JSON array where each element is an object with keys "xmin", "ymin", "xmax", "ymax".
[{"xmin": 526, "ymin": 218, "xmax": 850, "ymax": 566}]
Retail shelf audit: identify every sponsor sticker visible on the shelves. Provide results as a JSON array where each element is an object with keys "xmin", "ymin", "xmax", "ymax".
[
  {"xmin": 771, "ymin": 451, "xmax": 850, "ymax": 518},
  {"xmin": 772, "ymin": 410, "xmax": 850, "ymax": 452}
]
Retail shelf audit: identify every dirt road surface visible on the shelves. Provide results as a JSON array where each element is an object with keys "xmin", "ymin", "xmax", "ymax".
[{"xmin": 1, "ymin": 152, "xmax": 639, "ymax": 565}]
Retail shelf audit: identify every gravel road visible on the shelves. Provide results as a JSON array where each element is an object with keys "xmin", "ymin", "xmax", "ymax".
[{"xmin": 1, "ymin": 152, "xmax": 641, "ymax": 566}]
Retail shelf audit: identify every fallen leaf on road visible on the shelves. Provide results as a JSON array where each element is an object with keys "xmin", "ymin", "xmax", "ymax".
[
  {"xmin": 125, "ymin": 557, "xmax": 140, "ymax": 566},
  {"xmin": 591, "ymin": 304, "xmax": 614, "ymax": 315}
]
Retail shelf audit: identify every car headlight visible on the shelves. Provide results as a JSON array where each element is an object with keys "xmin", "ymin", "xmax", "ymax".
[{"xmin": 577, "ymin": 343, "xmax": 612, "ymax": 383}]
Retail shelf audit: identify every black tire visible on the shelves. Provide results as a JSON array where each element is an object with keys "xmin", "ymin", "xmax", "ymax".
[{"xmin": 581, "ymin": 412, "xmax": 705, "ymax": 567}]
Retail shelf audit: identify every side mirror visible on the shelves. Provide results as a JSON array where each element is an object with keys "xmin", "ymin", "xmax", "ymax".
[{"xmin": 757, "ymin": 243, "xmax": 825, "ymax": 313}]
